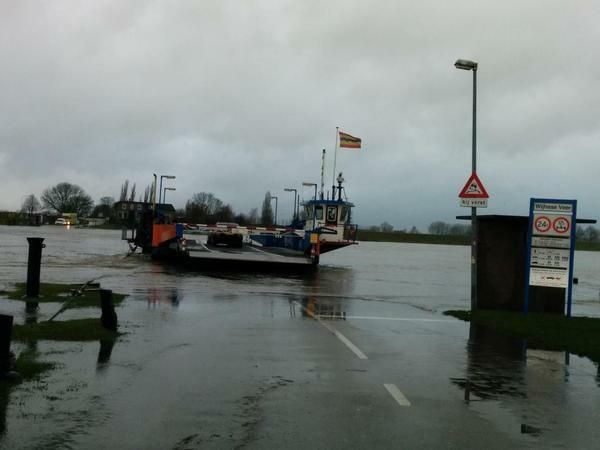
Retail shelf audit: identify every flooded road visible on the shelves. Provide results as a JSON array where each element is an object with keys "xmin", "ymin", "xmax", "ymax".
[{"xmin": 1, "ymin": 225, "xmax": 600, "ymax": 449}]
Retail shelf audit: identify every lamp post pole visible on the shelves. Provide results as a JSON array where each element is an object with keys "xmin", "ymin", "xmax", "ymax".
[
  {"xmin": 284, "ymin": 188, "xmax": 297, "ymax": 222},
  {"xmin": 163, "ymin": 187, "xmax": 175, "ymax": 203},
  {"xmin": 302, "ymin": 182, "xmax": 318, "ymax": 230},
  {"xmin": 159, "ymin": 175, "xmax": 176, "ymax": 204},
  {"xmin": 455, "ymin": 58, "xmax": 478, "ymax": 310}
]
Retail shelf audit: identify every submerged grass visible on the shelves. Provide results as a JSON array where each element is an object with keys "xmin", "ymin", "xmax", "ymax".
[
  {"xmin": 445, "ymin": 309, "xmax": 600, "ymax": 364},
  {"xmin": 13, "ymin": 319, "xmax": 120, "ymax": 342},
  {"xmin": 5, "ymin": 282, "xmax": 126, "ymax": 308},
  {"xmin": 14, "ymin": 350, "xmax": 56, "ymax": 380}
]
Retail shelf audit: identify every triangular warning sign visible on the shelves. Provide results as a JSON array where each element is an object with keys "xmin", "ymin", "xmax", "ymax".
[{"xmin": 459, "ymin": 172, "xmax": 489, "ymax": 198}]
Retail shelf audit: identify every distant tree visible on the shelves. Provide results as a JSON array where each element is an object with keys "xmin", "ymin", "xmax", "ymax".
[
  {"xmin": 142, "ymin": 184, "xmax": 152, "ymax": 203},
  {"xmin": 21, "ymin": 194, "xmax": 41, "ymax": 216},
  {"xmin": 449, "ymin": 223, "xmax": 472, "ymax": 236},
  {"xmin": 247, "ymin": 208, "xmax": 258, "ymax": 225},
  {"xmin": 128, "ymin": 183, "xmax": 136, "ymax": 203},
  {"xmin": 41, "ymin": 182, "xmax": 94, "ymax": 216},
  {"xmin": 428, "ymin": 221, "xmax": 450, "ymax": 235},
  {"xmin": 380, "ymin": 221, "xmax": 394, "ymax": 233},
  {"xmin": 119, "ymin": 180, "xmax": 129, "ymax": 201},
  {"xmin": 234, "ymin": 213, "xmax": 248, "ymax": 226},
  {"xmin": 185, "ymin": 192, "xmax": 224, "ymax": 223},
  {"xmin": 216, "ymin": 204, "xmax": 234, "ymax": 223},
  {"xmin": 92, "ymin": 196, "xmax": 115, "ymax": 219},
  {"xmin": 585, "ymin": 226, "xmax": 599, "ymax": 242},
  {"xmin": 368, "ymin": 225, "xmax": 381, "ymax": 232},
  {"xmin": 261, "ymin": 192, "xmax": 274, "ymax": 225},
  {"xmin": 409, "ymin": 226, "xmax": 419, "ymax": 234}
]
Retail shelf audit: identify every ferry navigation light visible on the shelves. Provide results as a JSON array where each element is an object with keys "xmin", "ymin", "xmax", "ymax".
[{"xmin": 455, "ymin": 57, "xmax": 478, "ymax": 310}]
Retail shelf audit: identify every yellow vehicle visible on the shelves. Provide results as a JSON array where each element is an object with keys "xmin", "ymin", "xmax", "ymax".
[{"xmin": 61, "ymin": 213, "xmax": 78, "ymax": 225}]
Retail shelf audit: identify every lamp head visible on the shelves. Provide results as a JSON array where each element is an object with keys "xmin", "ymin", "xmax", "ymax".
[{"xmin": 454, "ymin": 59, "xmax": 478, "ymax": 71}]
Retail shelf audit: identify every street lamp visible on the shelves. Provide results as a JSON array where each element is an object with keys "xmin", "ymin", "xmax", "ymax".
[
  {"xmin": 159, "ymin": 175, "xmax": 176, "ymax": 203},
  {"xmin": 302, "ymin": 182, "xmax": 317, "ymax": 200},
  {"xmin": 163, "ymin": 187, "xmax": 176, "ymax": 203},
  {"xmin": 455, "ymin": 58, "xmax": 478, "ymax": 310},
  {"xmin": 270, "ymin": 196, "xmax": 278, "ymax": 226},
  {"xmin": 284, "ymin": 188, "xmax": 297, "ymax": 221}
]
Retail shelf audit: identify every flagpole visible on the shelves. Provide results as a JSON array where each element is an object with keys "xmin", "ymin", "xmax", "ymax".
[{"xmin": 331, "ymin": 126, "xmax": 339, "ymax": 199}]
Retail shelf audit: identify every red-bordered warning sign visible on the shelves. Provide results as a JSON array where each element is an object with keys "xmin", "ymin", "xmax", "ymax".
[
  {"xmin": 534, "ymin": 216, "xmax": 551, "ymax": 233},
  {"xmin": 552, "ymin": 216, "xmax": 570, "ymax": 234},
  {"xmin": 458, "ymin": 172, "xmax": 489, "ymax": 199}
]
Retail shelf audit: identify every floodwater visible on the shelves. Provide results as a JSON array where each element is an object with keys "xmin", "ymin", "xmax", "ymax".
[{"xmin": 0, "ymin": 225, "xmax": 599, "ymax": 449}]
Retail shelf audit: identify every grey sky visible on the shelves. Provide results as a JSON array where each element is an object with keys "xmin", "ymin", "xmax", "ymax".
[{"xmin": 1, "ymin": 1, "xmax": 599, "ymax": 229}]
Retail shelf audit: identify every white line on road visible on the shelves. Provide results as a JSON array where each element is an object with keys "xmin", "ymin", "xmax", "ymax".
[
  {"xmin": 318, "ymin": 319, "xmax": 368, "ymax": 360},
  {"xmin": 294, "ymin": 301, "xmax": 368, "ymax": 360},
  {"xmin": 346, "ymin": 316, "xmax": 456, "ymax": 323},
  {"xmin": 384, "ymin": 383, "xmax": 411, "ymax": 407}
]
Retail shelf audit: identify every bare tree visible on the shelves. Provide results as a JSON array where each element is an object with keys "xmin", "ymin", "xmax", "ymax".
[
  {"xmin": 21, "ymin": 194, "xmax": 41, "ymax": 216},
  {"xmin": 185, "ymin": 192, "xmax": 224, "ymax": 223},
  {"xmin": 41, "ymin": 182, "xmax": 94, "ymax": 216},
  {"xmin": 261, "ymin": 192, "xmax": 273, "ymax": 225}
]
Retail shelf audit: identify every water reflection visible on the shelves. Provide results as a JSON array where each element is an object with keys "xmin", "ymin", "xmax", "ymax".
[
  {"xmin": 96, "ymin": 339, "xmax": 116, "ymax": 370},
  {"xmin": 297, "ymin": 296, "xmax": 347, "ymax": 320},
  {"xmin": 452, "ymin": 323, "xmax": 527, "ymax": 401},
  {"xmin": 147, "ymin": 287, "xmax": 180, "ymax": 309}
]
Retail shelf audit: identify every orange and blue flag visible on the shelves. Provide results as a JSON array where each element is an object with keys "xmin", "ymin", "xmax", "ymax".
[{"xmin": 339, "ymin": 131, "xmax": 361, "ymax": 149}]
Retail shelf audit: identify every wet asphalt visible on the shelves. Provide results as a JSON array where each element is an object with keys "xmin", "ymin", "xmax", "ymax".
[{"xmin": 1, "ymin": 227, "xmax": 600, "ymax": 449}]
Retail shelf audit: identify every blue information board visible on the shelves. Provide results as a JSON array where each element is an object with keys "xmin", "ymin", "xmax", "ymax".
[{"xmin": 524, "ymin": 198, "xmax": 577, "ymax": 316}]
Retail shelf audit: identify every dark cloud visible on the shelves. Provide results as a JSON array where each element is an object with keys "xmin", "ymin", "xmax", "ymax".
[{"xmin": 1, "ymin": 0, "xmax": 598, "ymax": 228}]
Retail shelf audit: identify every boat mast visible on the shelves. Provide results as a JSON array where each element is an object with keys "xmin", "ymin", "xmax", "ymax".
[{"xmin": 320, "ymin": 148, "xmax": 326, "ymax": 200}]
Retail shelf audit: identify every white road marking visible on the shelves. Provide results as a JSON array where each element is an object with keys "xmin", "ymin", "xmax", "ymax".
[
  {"xmin": 346, "ymin": 316, "xmax": 455, "ymax": 323},
  {"xmin": 384, "ymin": 383, "xmax": 411, "ymax": 407},
  {"xmin": 294, "ymin": 301, "xmax": 368, "ymax": 360},
  {"xmin": 317, "ymin": 319, "xmax": 368, "ymax": 360}
]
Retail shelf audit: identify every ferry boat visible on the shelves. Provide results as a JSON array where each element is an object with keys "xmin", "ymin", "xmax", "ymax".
[{"xmin": 120, "ymin": 173, "xmax": 357, "ymax": 270}]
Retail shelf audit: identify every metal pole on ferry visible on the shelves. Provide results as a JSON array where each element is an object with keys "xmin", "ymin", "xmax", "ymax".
[
  {"xmin": 455, "ymin": 58, "xmax": 478, "ymax": 310},
  {"xmin": 320, "ymin": 149, "xmax": 326, "ymax": 200}
]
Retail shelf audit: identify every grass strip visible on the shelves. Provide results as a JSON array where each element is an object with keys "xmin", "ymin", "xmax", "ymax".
[
  {"xmin": 5, "ymin": 282, "xmax": 126, "ymax": 308},
  {"xmin": 13, "ymin": 318, "xmax": 120, "ymax": 342},
  {"xmin": 355, "ymin": 230, "xmax": 600, "ymax": 251},
  {"xmin": 445, "ymin": 309, "xmax": 600, "ymax": 364}
]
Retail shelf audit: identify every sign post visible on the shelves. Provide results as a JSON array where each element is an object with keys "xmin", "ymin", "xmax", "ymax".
[
  {"xmin": 458, "ymin": 172, "xmax": 489, "ymax": 310},
  {"xmin": 524, "ymin": 198, "xmax": 577, "ymax": 316},
  {"xmin": 458, "ymin": 172, "xmax": 489, "ymax": 208}
]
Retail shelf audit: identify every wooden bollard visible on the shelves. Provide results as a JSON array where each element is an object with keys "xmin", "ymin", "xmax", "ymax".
[
  {"xmin": 26, "ymin": 237, "xmax": 45, "ymax": 312},
  {"xmin": 0, "ymin": 315, "xmax": 14, "ymax": 374},
  {"xmin": 99, "ymin": 289, "xmax": 118, "ymax": 331}
]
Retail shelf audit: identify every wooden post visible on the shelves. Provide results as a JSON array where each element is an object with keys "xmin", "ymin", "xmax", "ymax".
[
  {"xmin": 26, "ymin": 237, "xmax": 45, "ymax": 312},
  {"xmin": 0, "ymin": 315, "xmax": 14, "ymax": 374}
]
